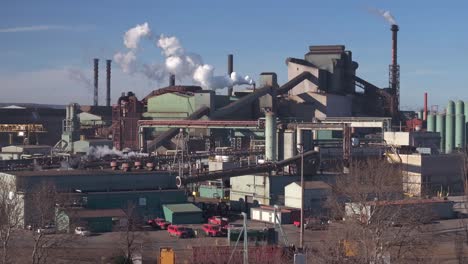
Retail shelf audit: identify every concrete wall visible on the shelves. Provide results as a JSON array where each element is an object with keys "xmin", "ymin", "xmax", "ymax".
[
  {"xmin": 287, "ymin": 63, "xmax": 320, "ymax": 95},
  {"xmin": 284, "ymin": 183, "xmax": 331, "ymax": 215},
  {"xmin": 398, "ymin": 153, "xmax": 464, "ymax": 196},
  {"xmin": 230, "ymin": 174, "xmax": 270, "ymax": 205}
]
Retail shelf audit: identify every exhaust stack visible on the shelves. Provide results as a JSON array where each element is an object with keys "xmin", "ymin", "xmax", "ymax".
[
  {"xmin": 227, "ymin": 54, "xmax": 233, "ymax": 96},
  {"xmin": 169, "ymin": 74, "xmax": 176, "ymax": 86},
  {"xmin": 106, "ymin": 60, "xmax": 111, "ymax": 107},
  {"xmin": 424, "ymin": 92, "xmax": 428, "ymax": 121},
  {"xmin": 93, "ymin": 58, "xmax": 99, "ymax": 106},
  {"xmin": 389, "ymin": 25, "xmax": 400, "ymax": 120}
]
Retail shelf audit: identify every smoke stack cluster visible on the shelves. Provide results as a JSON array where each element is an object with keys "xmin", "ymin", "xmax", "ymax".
[
  {"xmin": 93, "ymin": 58, "xmax": 99, "ymax": 106},
  {"xmin": 227, "ymin": 54, "xmax": 233, "ymax": 96},
  {"xmin": 106, "ymin": 60, "xmax": 112, "ymax": 107}
]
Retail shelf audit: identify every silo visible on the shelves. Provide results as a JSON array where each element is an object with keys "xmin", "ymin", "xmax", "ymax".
[
  {"xmin": 455, "ymin": 101, "xmax": 465, "ymax": 149},
  {"xmin": 417, "ymin": 110, "xmax": 423, "ymax": 120},
  {"xmin": 447, "ymin": 101, "xmax": 455, "ymax": 115},
  {"xmin": 446, "ymin": 117, "xmax": 455, "ymax": 153},
  {"xmin": 456, "ymin": 100, "xmax": 465, "ymax": 115},
  {"xmin": 427, "ymin": 114, "xmax": 436, "ymax": 132},
  {"xmin": 456, "ymin": 114, "xmax": 465, "ymax": 149},
  {"xmin": 436, "ymin": 114, "xmax": 445, "ymax": 152}
]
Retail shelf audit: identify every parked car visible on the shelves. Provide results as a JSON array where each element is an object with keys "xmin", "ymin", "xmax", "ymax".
[
  {"xmin": 294, "ymin": 218, "xmax": 329, "ymax": 230},
  {"xmin": 147, "ymin": 218, "xmax": 171, "ymax": 229},
  {"xmin": 74, "ymin": 227, "xmax": 91, "ymax": 236},
  {"xmin": 167, "ymin": 225, "xmax": 194, "ymax": 238},
  {"xmin": 36, "ymin": 224, "xmax": 56, "ymax": 235},
  {"xmin": 208, "ymin": 216, "xmax": 228, "ymax": 226},
  {"xmin": 202, "ymin": 224, "xmax": 226, "ymax": 237}
]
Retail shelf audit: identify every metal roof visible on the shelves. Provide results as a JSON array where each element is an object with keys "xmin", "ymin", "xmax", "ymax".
[
  {"xmin": 163, "ymin": 203, "xmax": 202, "ymax": 213},
  {"xmin": 8, "ymin": 169, "xmax": 168, "ymax": 177}
]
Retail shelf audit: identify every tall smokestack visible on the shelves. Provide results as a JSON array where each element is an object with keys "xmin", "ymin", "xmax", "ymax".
[
  {"xmin": 106, "ymin": 59, "xmax": 111, "ymax": 107},
  {"xmin": 423, "ymin": 92, "xmax": 428, "ymax": 121},
  {"xmin": 227, "ymin": 54, "xmax": 233, "ymax": 96},
  {"xmin": 93, "ymin": 58, "xmax": 99, "ymax": 106},
  {"xmin": 169, "ymin": 74, "xmax": 175, "ymax": 86},
  {"xmin": 389, "ymin": 24, "xmax": 400, "ymax": 121}
]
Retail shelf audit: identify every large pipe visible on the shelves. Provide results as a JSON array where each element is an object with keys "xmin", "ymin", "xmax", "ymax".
[
  {"xmin": 227, "ymin": 54, "xmax": 233, "ymax": 97},
  {"xmin": 265, "ymin": 111, "xmax": 277, "ymax": 161},
  {"xmin": 106, "ymin": 59, "xmax": 111, "ymax": 107},
  {"xmin": 93, "ymin": 58, "xmax": 99, "ymax": 106},
  {"xmin": 176, "ymin": 150, "xmax": 319, "ymax": 187},
  {"xmin": 423, "ymin": 92, "xmax": 428, "ymax": 121}
]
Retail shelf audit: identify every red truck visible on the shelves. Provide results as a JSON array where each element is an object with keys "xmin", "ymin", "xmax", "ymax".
[
  {"xmin": 208, "ymin": 216, "xmax": 228, "ymax": 226},
  {"xmin": 202, "ymin": 224, "xmax": 226, "ymax": 237},
  {"xmin": 167, "ymin": 225, "xmax": 194, "ymax": 238},
  {"xmin": 147, "ymin": 218, "xmax": 171, "ymax": 230}
]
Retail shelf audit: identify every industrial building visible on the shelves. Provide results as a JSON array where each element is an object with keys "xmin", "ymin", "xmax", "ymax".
[{"xmin": 0, "ymin": 21, "xmax": 466, "ymax": 240}]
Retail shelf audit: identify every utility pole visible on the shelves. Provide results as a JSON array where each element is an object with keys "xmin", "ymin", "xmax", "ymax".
[
  {"xmin": 242, "ymin": 212, "xmax": 248, "ymax": 264},
  {"xmin": 297, "ymin": 143, "xmax": 304, "ymax": 250}
]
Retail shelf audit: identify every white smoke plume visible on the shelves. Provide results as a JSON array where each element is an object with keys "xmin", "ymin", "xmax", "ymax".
[
  {"xmin": 370, "ymin": 8, "xmax": 397, "ymax": 25},
  {"xmin": 68, "ymin": 68, "xmax": 92, "ymax": 90},
  {"xmin": 114, "ymin": 50, "xmax": 137, "ymax": 74},
  {"xmin": 113, "ymin": 22, "xmax": 254, "ymax": 90},
  {"xmin": 87, "ymin": 145, "xmax": 141, "ymax": 158},
  {"xmin": 123, "ymin": 22, "xmax": 151, "ymax": 49}
]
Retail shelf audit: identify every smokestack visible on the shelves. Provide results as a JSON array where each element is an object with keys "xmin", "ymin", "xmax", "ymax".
[
  {"xmin": 93, "ymin": 58, "xmax": 99, "ymax": 106},
  {"xmin": 389, "ymin": 24, "xmax": 400, "ymax": 121},
  {"xmin": 423, "ymin": 92, "xmax": 428, "ymax": 121},
  {"xmin": 169, "ymin": 74, "xmax": 176, "ymax": 86},
  {"xmin": 106, "ymin": 60, "xmax": 111, "ymax": 107},
  {"xmin": 227, "ymin": 54, "xmax": 233, "ymax": 96}
]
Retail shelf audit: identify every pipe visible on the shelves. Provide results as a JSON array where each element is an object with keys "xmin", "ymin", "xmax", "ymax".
[
  {"xmin": 106, "ymin": 60, "xmax": 111, "ymax": 107},
  {"xmin": 391, "ymin": 25, "xmax": 398, "ymax": 66},
  {"xmin": 176, "ymin": 150, "xmax": 319, "ymax": 187},
  {"xmin": 423, "ymin": 92, "xmax": 428, "ymax": 121},
  {"xmin": 265, "ymin": 111, "xmax": 277, "ymax": 161},
  {"xmin": 93, "ymin": 58, "xmax": 99, "ymax": 106},
  {"xmin": 227, "ymin": 54, "xmax": 233, "ymax": 97},
  {"xmin": 169, "ymin": 74, "xmax": 176, "ymax": 86}
]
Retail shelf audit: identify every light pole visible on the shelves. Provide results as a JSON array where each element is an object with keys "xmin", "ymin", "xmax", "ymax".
[{"xmin": 297, "ymin": 143, "xmax": 304, "ymax": 250}]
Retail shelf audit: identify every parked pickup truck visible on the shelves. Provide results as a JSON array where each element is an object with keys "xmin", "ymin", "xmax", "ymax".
[
  {"xmin": 167, "ymin": 225, "xmax": 194, "ymax": 238},
  {"xmin": 202, "ymin": 224, "xmax": 226, "ymax": 237},
  {"xmin": 208, "ymin": 216, "xmax": 228, "ymax": 226},
  {"xmin": 147, "ymin": 218, "xmax": 171, "ymax": 230}
]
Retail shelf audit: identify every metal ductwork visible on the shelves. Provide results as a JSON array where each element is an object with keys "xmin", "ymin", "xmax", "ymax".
[
  {"xmin": 106, "ymin": 59, "xmax": 111, "ymax": 107},
  {"xmin": 176, "ymin": 150, "xmax": 319, "ymax": 187},
  {"xmin": 145, "ymin": 106, "xmax": 210, "ymax": 152},
  {"xmin": 93, "ymin": 58, "xmax": 99, "ymax": 106},
  {"xmin": 147, "ymin": 71, "xmax": 314, "ymax": 152},
  {"xmin": 227, "ymin": 54, "xmax": 233, "ymax": 97}
]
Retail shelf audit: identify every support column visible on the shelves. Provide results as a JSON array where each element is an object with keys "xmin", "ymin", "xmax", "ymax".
[{"xmin": 265, "ymin": 111, "xmax": 277, "ymax": 161}]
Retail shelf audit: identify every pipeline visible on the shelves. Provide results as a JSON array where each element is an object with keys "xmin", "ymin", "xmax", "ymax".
[
  {"xmin": 146, "ymin": 106, "xmax": 210, "ymax": 152},
  {"xmin": 176, "ymin": 150, "xmax": 318, "ymax": 187}
]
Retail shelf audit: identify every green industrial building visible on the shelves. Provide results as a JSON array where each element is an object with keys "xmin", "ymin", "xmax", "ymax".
[
  {"xmin": 162, "ymin": 203, "xmax": 203, "ymax": 224},
  {"xmin": 56, "ymin": 208, "xmax": 126, "ymax": 233}
]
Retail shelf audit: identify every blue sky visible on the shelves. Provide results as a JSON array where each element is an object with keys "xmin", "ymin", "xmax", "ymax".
[{"xmin": 1, "ymin": 0, "xmax": 467, "ymax": 110}]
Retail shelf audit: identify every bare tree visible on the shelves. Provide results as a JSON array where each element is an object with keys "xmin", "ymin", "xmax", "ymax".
[
  {"xmin": 0, "ymin": 180, "xmax": 23, "ymax": 264},
  {"xmin": 315, "ymin": 159, "xmax": 434, "ymax": 264},
  {"xmin": 27, "ymin": 181, "xmax": 73, "ymax": 264},
  {"xmin": 116, "ymin": 202, "xmax": 141, "ymax": 264}
]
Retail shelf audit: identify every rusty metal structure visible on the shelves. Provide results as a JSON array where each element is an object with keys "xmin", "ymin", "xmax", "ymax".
[{"xmin": 112, "ymin": 92, "xmax": 144, "ymax": 150}]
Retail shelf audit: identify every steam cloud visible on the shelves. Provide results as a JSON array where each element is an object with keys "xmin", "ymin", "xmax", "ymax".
[
  {"xmin": 370, "ymin": 8, "xmax": 397, "ymax": 25},
  {"xmin": 68, "ymin": 68, "xmax": 92, "ymax": 90},
  {"xmin": 113, "ymin": 23, "xmax": 254, "ymax": 90},
  {"xmin": 87, "ymin": 145, "xmax": 142, "ymax": 158}
]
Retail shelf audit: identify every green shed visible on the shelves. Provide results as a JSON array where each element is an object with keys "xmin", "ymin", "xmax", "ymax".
[{"xmin": 162, "ymin": 203, "xmax": 203, "ymax": 224}]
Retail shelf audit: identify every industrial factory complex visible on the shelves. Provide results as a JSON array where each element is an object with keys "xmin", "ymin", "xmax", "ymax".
[{"xmin": 1, "ymin": 21, "xmax": 467, "ymax": 263}]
